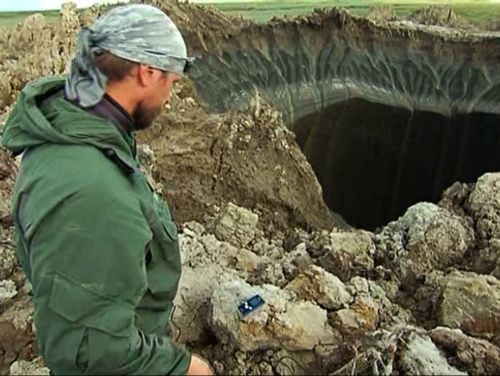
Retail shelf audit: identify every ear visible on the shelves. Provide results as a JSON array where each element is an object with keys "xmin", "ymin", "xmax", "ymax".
[{"xmin": 136, "ymin": 65, "xmax": 156, "ymax": 87}]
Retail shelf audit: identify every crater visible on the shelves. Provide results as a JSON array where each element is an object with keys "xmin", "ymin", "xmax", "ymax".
[{"xmin": 187, "ymin": 9, "xmax": 500, "ymax": 229}]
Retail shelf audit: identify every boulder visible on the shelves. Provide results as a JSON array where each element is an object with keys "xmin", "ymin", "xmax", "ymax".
[
  {"xmin": 468, "ymin": 173, "xmax": 500, "ymax": 275},
  {"xmin": 317, "ymin": 229, "xmax": 375, "ymax": 282},
  {"xmin": 0, "ymin": 246, "xmax": 16, "ymax": 280},
  {"xmin": 328, "ymin": 296, "xmax": 379, "ymax": 337},
  {"xmin": 210, "ymin": 279, "xmax": 336, "ymax": 351},
  {"xmin": 214, "ymin": 203, "xmax": 259, "ymax": 247},
  {"xmin": 438, "ymin": 271, "xmax": 500, "ymax": 345},
  {"xmin": 10, "ymin": 358, "xmax": 49, "ymax": 376},
  {"xmin": 400, "ymin": 331, "xmax": 466, "ymax": 375},
  {"xmin": 0, "ymin": 279, "xmax": 17, "ymax": 304},
  {"xmin": 285, "ymin": 265, "xmax": 352, "ymax": 310},
  {"xmin": 376, "ymin": 203, "xmax": 474, "ymax": 288},
  {"xmin": 468, "ymin": 173, "xmax": 500, "ymax": 242},
  {"xmin": 347, "ymin": 277, "xmax": 413, "ymax": 328},
  {"xmin": 431, "ymin": 327, "xmax": 500, "ymax": 375}
]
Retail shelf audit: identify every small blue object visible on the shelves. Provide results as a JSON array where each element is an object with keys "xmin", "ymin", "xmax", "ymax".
[{"xmin": 238, "ymin": 294, "xmax": 265, "ymax": 317}]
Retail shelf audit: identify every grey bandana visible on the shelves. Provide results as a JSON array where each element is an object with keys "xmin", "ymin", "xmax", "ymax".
[{"xmin": 65, "ymin": 4, "xmax": 193, "ymax": 108}]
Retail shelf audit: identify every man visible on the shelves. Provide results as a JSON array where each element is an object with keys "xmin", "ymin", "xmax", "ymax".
[{"xmin": 2, "ymin": 4, "xmax": 212, "ymax": 375}]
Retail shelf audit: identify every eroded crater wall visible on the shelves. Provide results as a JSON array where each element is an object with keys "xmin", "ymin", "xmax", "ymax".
[
  {"xmin": 188, "ymin": 10, "xmax": 500, "ymax": 229},
  {"xmin": 189, "ymin": 10, "xmax": 500, "ymax": 122}
]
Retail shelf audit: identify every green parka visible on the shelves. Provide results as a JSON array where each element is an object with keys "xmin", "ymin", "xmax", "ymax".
[{"xmin": 1, "ymin": 77, "xmax": 191, "ymax": 375}]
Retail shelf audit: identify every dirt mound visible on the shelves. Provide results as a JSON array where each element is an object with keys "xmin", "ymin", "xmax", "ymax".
[
  {"xmin": 0, "ymin": 5, "xmax": 79, "ymax": 110},
  {"xmin": 366, "ymin": 5, "xmax": 397, "ymax": 23},
  {"xmin": 136, "ymin": 83, "xmax": 335, "ymax": 232},
  {"xmin": 134, "ymin": 0, "xmax": 250, "ymax": 50},
  {"xmin": 407, "ymin": 5, "xmax": 472, "ymax": 29}
]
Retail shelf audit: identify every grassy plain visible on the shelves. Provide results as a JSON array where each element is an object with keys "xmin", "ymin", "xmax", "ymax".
[
  {"xmin": 0, "ymin": 10, "xmax": 59, "ymax": 27},
  {"xmin": 209, "ymin": 1, "xmax": 500, "ymax": 24},
  {"xmin": 0, "ymin": 1, "xmax": 498, "ymax": 27}
]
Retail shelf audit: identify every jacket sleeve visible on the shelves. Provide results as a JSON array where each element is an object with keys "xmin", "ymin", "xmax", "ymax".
[{"xmin": 23, "ymin": 175, "xmax": 191, "ymax": 376}]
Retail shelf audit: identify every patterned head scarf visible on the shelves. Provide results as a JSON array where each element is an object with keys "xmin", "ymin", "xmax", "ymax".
[{"xmin": 65, "ymin": 4, "xmax": 194, "ymax": 108}]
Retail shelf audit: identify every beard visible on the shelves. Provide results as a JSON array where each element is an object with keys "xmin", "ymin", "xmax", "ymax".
[{"xmin": 132, "ymin": 100, "xmax": 163, "ymax": 130}]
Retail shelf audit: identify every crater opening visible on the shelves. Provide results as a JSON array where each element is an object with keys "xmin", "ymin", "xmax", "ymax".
[
  {"xmin": 188, "ymin": 9, "xmax": 500, "ymax": 229},
  {"xmin": 293, "ymin": 99, "xmax": 500, "ymax": 229}
]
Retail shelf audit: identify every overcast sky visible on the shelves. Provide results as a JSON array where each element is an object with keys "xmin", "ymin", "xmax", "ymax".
[{"xmin": 0, "ymin": 0, "xmax": 130, "ymax": 12}]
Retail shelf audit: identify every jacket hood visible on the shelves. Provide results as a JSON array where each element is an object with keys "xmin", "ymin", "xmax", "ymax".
[{"xmin": 1, "ymin": 76, "xmax": 135, "ymax": 170}]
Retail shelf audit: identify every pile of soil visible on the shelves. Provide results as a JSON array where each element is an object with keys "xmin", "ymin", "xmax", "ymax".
[
  {"xmin": 407, "ymin": 5, "xmax": 472, "ymax": 29},
  {"xmin": 136, "ymin": 81, "xmax": 335, "ymax": 232}
]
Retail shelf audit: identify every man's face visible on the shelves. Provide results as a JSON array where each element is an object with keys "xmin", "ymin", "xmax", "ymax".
[{"xmin": 133, "ymin": 69, "xmax": 180, "ymax": 130}]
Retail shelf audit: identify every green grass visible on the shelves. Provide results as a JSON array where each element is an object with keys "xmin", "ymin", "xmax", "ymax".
[
  {"xmin": 209, "ymin": 1, "xmax": 500, "ymax": 24},
  {"xmin": 0, "ymin": 10, "xmax": 59, "ymax": 27},
  {"xmin": 0, "ymin": 1, "xmax": 499, "ymax": 27}
]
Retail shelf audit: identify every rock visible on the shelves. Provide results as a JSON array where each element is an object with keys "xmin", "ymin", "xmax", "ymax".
[
  {"xmin": 438, "ymin": 181, "xmax": 473, "ymax": 219},
  {"xmin": 175, "ymin": 223, "xmax": 243, "ymax": 343},
  {"xmin": 317, "ymin": 229, "xmax": 375, "ymax": 282},
  {"xmin": 137, "ymin": 144, "xmax": 164, "ymax": 194},
  {"xmin": 248, "ymin": 262, "xmax": 287, "ymax": 288},
  {"xmin": 290, "ymin": 243, "xmax": 313, "ymax": 272},
  {"xmin": 0, "ymin": 112, "xmax": 8, "ymax": 128},
  {"xmin": 408, "ymin": 270, "xmax": 447, "ymax": 323},
  {"xmin": 347, "ymin": 276, "xmax": 370, "ymax": 295},
  {"xmin": 179, "ymin": 228, "xmax": 236, "ymax": 268},
  {"xmin": 182, "ymin": 221, "xmax": 206, "ymax": 237},
  {"xmin": 467, "ymin": 173, "xmax": 500, "ymax": 275},
  {"xmin": 0, "ymin": 296, "xmax": 34, "ymax": 332},
  {"xmin": 474, "ymin": 238, "xmax": 500, "ymax": 277},
  {"xmin": 0, "ymin": 297, "xmax": 35, "ymax": 375},
  {"xmin": 399, "ymin": 331, "xmax": 466, "ymax": 375},
  {"xmin": 0, "ymin": 73, "xmax": 11, "ymax": 109},
  {"xmin": 376, "ymin": 203, "xmax": 474, "ymax": 289},
  {"xmin": 280, "ymin": 302, "xmax": 336, "ymax": 350},
  {"xmin": 347, "ymin": 277, "xmax": 414, "ymax": 328},
  {"xmin": 431, "ymin": 327, "xmax": 500, "ymax": 375},
  {"xmin": 231, "ymin": 248, "xmax": 267, "ymax": 274},
  {"xmin": 328, "ymin": 296, "xmax": 379, "ymax": 337},
  {"xmin": 272, "ymin": 349, "xmax": 319, "ymax": 376},
  {"xmin": 210, "ymin": 279, "xmax": 336, "ymax": 351},
  {"xmin": 252, "ymin": 238, "xmax": 279, "ymax": 257},
  {"xmin": 0, "ymin": 246, "xmax": 17, "ymax": 280},
  {"xmin": 438, "ymin": 271, "xmax": 500, "ymax": 345},
  {"xmin": 10, "ymin": 358, "xmax": 49, "ymax": 376},
  {"xmin": 214, "ymin": 203, "xmax": 259, "ymax": 247},
  {"xmin": 174, "ymin": 266, "xmax": 237, "ymax": 343},
  {"xmin": 0, "ymin": 279, "xmax": 17, "ymax": 304},
  {"xmin": 285, "ymin": 265, "xmax": 352, "ymax": 310},
  {"xmin": 468, "ymin": 173, "xmax": 500, "ymax": 242},
  {"xmin": 282, "ymin": 261, "xmax": 298, "ymax": 281}
]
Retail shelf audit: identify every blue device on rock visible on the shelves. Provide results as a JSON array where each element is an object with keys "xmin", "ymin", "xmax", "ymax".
[{"xmin": 238, "ymin": 294, "xmax": 265, "ymax": 317}]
